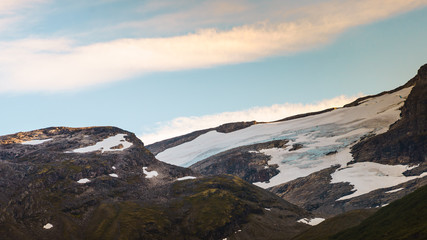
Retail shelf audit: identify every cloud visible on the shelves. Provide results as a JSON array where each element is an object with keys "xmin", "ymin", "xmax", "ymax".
[
  {"xmin": 0, "ymin": 0, "xmax": 426, "ymax": 93},
  {"xmin": 0, "ymin": 0, "xmax": 45, "ymax": 14},
  {"xmin": 0, "ymin": 0, "xmax": 47, "ymax": 32},
  {"xmin": 139, "ymin": 94, "xmax": 360, "ymax": 144}
]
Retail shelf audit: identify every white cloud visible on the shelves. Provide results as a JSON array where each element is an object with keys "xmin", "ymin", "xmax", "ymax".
[
  {"xmin": 0, "ymin": 0, "xmax": 426, "ymax": 93},
  {"xmin": 0, "ymin": 0, "xmax": 47, "ymax": 32},
  {"xmin": 139, "ymin": 95, "xmax": 360, "ymax": 144},
  {"xmin": 0, "ymin": 0, "xmax": 45, "ymax": 14}
]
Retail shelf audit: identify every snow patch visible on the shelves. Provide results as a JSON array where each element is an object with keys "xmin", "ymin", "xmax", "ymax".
[
  {"xmin": 77, "ymin": 178, "xmax": 90, "ymax": 184},
  {"xmin": 264, "ymin": 208, "xmax": 271, "ymax": 211},
  {"xmin": 177, "ymin": 176, "xmax": 196, "ymax": 181},
  {"xmin": 331, "ymin": 163, "xmax": 427, "ymax": 201},
  {"xmin": 112, "ymin": 166, "xmax": 116, "ymax": 170},
  {"xmin": 297, "ymin": 218, "xmax": 325, "ymax": 226},
  {"xmin": 43, "ymin": 223, "xmax": 53, "ymax": 229},
  {"xmin": 385, "ymin": 188, "xmax": 404, "ymax": 194},
  {"xmin": 67, "ymin": 134, "xmax": 132, "ymax": 153},
  {"xmin": 406, "ymin": 164, "xmax": 419, "ymax": 171},
  {"xmin": 21, "ymin": 138, "xmax": 52, "ymax": 145},
  {"xmin": 143, "ymin": 167, "xmax": 158, "ymax": 178},
  {"xmin": 109, "ymin": 173, "xmax": 118, "ymax": 178},
  {"xmin": 381, "ymin": 203, "xmax": 389, "ymax": 207}
]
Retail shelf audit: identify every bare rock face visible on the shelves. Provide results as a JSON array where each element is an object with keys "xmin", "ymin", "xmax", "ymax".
[
  {"xmin": 351, "ymin": 64, "xmax": 427, "ymax": 167},
  {"xmin": 190, "ymin": 140, "xmax": 289, "ymax": 183}
]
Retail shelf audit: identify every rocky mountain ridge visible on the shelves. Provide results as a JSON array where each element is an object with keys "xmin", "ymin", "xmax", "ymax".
[{"xmin": 0, "ymin": 126, "xmax": 312, "ymax": 239}]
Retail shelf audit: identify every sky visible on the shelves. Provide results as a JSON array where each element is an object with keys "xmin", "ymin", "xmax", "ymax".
[{"xmin": 0, "ymin": 0, "xmax": 427, "ymax": 144}]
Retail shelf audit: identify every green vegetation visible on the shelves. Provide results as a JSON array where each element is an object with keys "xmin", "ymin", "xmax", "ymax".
[
  {"xmin": 85, "ymin": 175, "xmax": 260, "ymax": 239},
  {"xmin": 330, "ymin": 184, "xmax": 427, "ymax": 240},
  {"xmin": 292, "ymin": 209, "xmax": 377, "ymax": 240},
  {"xmin": 86, "ymin": 202, "xmax": 171, "ymax": 240}
]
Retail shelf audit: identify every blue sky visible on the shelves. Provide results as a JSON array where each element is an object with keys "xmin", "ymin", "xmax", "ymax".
[{"xmin": 1, "ymin": 0, "xmax": 427, "ymax": 143}]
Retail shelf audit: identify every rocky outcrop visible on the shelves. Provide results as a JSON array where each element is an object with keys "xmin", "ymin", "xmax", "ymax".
[
  {"xmin": 146, "ymin": 121, "xmax": 257, "ymax": 155},
  {"xmin": 190, "ymin": 140, "xmax": 289, "ymax": 183},
  {"xmin": 351, "ymin": 64, "xmax": 427, "ymax": 167},
  {"xmin": 269, "ymin": 166, "xmax": 354, "ymax": 217}
]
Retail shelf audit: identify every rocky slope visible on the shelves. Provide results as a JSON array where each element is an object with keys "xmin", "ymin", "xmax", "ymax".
[
  {"xmin": 190, "ymin": 140, "xmax": 288, "ymax": 183},
  {"xmin": 0, "ymin": 127, "xmax": 311, "ymax": 239}
]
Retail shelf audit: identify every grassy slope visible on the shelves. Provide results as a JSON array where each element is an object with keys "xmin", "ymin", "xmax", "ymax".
[
  {"xmin": 331, "ymin": 184, "xmax": 427, "ymax": 240},
  {"xmin": 85, "ymin": 175, "xmax": 309, "ymax": 240},
  {"xmin": 292, "ymin": 209, "xmax": 377, "ymax": 240}
]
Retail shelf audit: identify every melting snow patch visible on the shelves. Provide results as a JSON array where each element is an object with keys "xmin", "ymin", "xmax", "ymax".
[
  {"xmin": 177, "ymin": 176, "xmax": 196, "ymax": 181},
  {"xmin": 67, "ymin": 134, "xmax": 132, "ymax": 153},
  {"xmin": 21, "ymin": 139, "xmax": 52, "ymax": 145},
  {"xmin": 43, "ymin": 223, "xmax": 53, "ymax": 229},
  {"xmin": 385, "ymin": 188, "xmax": 404, "ymax": 194},
  {"xmin": 406, "ymin": 164, "xmax": 419, "ymax": 171},
  {"xmin": 297, "ymin": 218, "xmax": 325, "ymax": 226},
  {"xmin": 381, "ymin": 203, "xmax": 389, "ymax": 207},
  {"xmin": 112, "ymin": 166, "xmax": 116, "ymax": 170},
  {"xmin": 77, "ymin": 178, "xmax": 90, "ymax": 184},
  {"xmin": 109, "ymin": 173, "xmax": 118, "ymax": 178},
  {"xmin": 332, "ymin": 162, "xmax": 427, "ymax": 201},
  {"xmin": 264, "ymin": 208, "xmax": 271, "ymax": 211},
  {"xmin": 143, "ymin": 167, "xmax": 158, "ymax": 178}
]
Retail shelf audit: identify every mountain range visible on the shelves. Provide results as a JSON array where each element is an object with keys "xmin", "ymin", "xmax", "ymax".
[{"xmin": 0, "ymin": 64, "xmax": 426, "ymax": 239}]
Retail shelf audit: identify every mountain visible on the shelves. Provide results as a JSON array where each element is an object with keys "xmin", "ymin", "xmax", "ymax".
[
  {"xmin": 0, "ymin": 126, "xmax": 311, "ymax": 239},
  {"xmin": 148, "ymin": 64, "xmax": 427, "ymax": 217},
  {"xmin": 1, "ymin": 64, "xmax": 426, "ymax": 239}
]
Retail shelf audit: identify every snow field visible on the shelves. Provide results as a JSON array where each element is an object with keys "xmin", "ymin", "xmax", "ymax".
[
  {"xmin": 155, "ymin": 87, "xmax": 426, "ymax": 200},
  {"xmin": 156, "ymin": 87, "xmax": 412, "ymax": 168}
]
